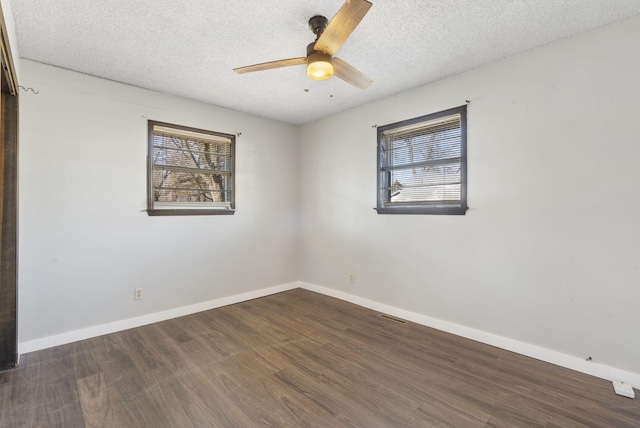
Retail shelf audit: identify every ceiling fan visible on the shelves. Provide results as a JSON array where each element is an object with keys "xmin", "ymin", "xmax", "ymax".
[{"xmin": 233, "ymin": 0, "xmax": 373, "ymax": 90}]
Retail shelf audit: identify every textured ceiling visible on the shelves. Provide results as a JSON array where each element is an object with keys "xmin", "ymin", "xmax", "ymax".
[{"xmin": 10, "ymin": 0, "xmax": 640, "ymax": 125}]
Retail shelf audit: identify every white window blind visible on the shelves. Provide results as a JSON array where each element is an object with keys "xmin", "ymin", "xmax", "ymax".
[
  {"xmin": 148, "ymin": 121, "xmax": 235, "ymax": 214},
  {"xmin": 377, "ymin": 105, "xmax": 467, "ymax": 215}
]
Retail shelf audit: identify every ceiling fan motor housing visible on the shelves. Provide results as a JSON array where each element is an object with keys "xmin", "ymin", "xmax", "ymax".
[{"xmin": 306, "ymin": 42, "xmax": 328, "ymax": 57}]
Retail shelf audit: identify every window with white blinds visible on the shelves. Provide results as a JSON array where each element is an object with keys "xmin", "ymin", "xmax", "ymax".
[
  {"xmin": 376, "ymin": 105, "xmax": 467, "ymax": 215},
  {"xmin": 147, "ymin": 121, "xmax": 235, "ymax": 215}
]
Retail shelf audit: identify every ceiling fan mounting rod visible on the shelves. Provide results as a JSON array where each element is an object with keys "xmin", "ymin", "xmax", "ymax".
[{"xmin": 308, "ymin": 15, "xmax": 328, "ymax": 38}]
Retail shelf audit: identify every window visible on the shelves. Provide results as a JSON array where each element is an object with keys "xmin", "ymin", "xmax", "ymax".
[
  {"xmin": 147, "ymin": 120, "xmax": 235, "ymax": 216},
  {"xmin": 376, "ymin": 105, "xmax": 467, "ymax": 215}
]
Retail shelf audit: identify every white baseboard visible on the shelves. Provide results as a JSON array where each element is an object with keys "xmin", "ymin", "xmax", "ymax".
[
  {"xmin": 300, "ymin": 281, "xmax": 640, "ymax": 390},
  {"xmin": 18, "ymin": 281, "xmax": 300, "ymax": 355}
]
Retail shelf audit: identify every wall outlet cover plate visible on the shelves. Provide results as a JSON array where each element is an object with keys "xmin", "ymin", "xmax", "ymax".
[{"xmin": 612, "ymin": 380, "xmax": 635, "ymax": 399}]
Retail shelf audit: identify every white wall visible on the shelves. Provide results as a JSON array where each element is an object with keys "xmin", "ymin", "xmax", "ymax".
[
  {"xmin": 18, "ymin": 60, "xmax": 299, "ymax": 344},
  {"xmin": 299, "ymin": 15, "xmax": 640, "ymax": 375}
]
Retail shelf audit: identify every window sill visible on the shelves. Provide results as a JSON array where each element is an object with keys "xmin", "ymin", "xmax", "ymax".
[
  {"xmin": 147, "ymin": 209, "xmax": 236, "ymax": 216},
  {"xmin": 375, "ymin": 206, "xmax": 467, "ymax": 215}
]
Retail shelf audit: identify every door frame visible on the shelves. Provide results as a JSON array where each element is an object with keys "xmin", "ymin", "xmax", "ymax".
[{"xmin": 0, "ymin": 1, "xmax": 19, "ymax": 371}]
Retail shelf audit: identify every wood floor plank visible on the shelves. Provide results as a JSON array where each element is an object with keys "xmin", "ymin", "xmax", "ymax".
[
  {"xmin": 408, "ymin": 400, "xmax": 490, "ymax": 427},
  {"xmin": 198, "ymin": 351, "xmax": 307, "ymax": 427},
  {"xmin": 275, "ymin": 365, "xmax": 416, "ymax": 427},
  {"xmin": 163, "ymin": 364, "xmax": 256, "ymax": 427},
  {"xmin": 263, "ymin": 341, "xmax": 419, "ymax": 426},
  {"xmin": 2, "ymin": 288, "xmax": 639, "ymax": 427},
  {"xmin": 0, "ymin": 363, "xmax": 45, "ymax": 427},
  {"xmin": 77, "ymin": 372, "xmax": 112, "ymax": 427}
]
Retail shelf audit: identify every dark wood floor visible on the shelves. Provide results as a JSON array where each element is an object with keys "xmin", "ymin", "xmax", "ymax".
[{"xmin": 1, "ymin": 289, "xmax": 638, "ymax": 427}]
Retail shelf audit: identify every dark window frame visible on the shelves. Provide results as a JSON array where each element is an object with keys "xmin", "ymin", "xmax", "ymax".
[
  {"xmin": 147, "ymin": 120, "xmax": 236, "ymax": 216},
  {"xmin": 376, "ymin": 105, "xmax": 468, "ymax": 215}
]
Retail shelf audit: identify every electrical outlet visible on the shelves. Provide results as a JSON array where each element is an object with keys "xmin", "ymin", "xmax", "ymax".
[
  {"xmin": 349, "ymin": 274, "xmax": 355, "ymax": 284},
  {"xmin": 134, "ymin": 288, "xmax": 143, "ymax": 300}
]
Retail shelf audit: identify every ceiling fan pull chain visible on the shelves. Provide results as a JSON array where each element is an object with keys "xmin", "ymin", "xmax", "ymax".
[{"xmin": 330, "ymin": 77, "xmax": 334, "ymax": 99}]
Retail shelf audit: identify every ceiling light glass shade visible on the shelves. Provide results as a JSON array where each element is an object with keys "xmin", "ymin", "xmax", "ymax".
[{"xmin": 307, "ymin": 52, "xmax": 333, "ymax": 80}]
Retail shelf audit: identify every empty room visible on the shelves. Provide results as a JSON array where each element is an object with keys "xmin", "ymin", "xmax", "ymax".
[{"xmin": 1, "ymin": 0, "xmax": 639, "ymax": 426}]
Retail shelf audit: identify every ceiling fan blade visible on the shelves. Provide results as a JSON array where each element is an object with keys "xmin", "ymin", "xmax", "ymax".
[
  {"xmin": 314, "ymin": 0, "xmax": 372, "ymax": 56},
  {"xmin": 233, "ymin": 57, "xmax": 306, "ymax": 74},
  {"xmin": 333, "ymin": 57, "xmax": 372, "ymax": 89}
]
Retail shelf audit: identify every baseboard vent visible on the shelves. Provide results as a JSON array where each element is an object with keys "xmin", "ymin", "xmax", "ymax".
[{"xmin": 380, "ymin": 314, "xmax": 408, "ymax": 324}]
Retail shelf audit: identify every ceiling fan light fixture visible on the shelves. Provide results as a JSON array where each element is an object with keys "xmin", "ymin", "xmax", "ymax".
[{"xmin": 307, "ymin": 52, "xmax": 333, "ymax": 80}]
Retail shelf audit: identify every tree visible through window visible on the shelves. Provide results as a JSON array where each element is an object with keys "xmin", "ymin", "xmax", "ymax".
[
  {"xmin": 147, "ymin": 121, "xmax": 235, "ymax": 215},
  {"xmin": 376, "ymin": 105, "xmax": 467, "ymax": 215}
]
